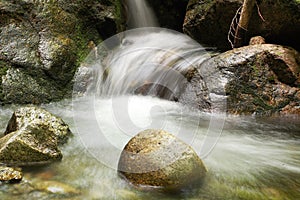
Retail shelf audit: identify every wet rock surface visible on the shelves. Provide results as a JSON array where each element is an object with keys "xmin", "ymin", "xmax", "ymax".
[
  {"xmin": 183, "ymin": 44, "xmax": 300, "ymax": 115},
  {"xmin": 118, "ymin": 129, "xmax": 207, "ymax": 191},
  {"xmin": 0, "ymin": 106, "xmax": 72, "ymax": 165},
  {"xmin": 0, "ymin": 123, "xmax": 63, "ymax": 165},
  {"xmin": 4, "ymin": 106, "xmax": 72, "ymax": 145},
  {"xmin": 0, "ymin": 177, "xmax": 81, "ymax": 199},
  {"xmin": 183, "ymin": 0, "xmax": 300, "ymax": 51}
]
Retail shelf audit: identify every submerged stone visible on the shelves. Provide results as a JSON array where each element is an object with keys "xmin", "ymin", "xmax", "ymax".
[
  {"xmin": 0, "ymin": 0, "xmax": 117, "ymax": 104},
  {"xmin": 34, "ymin": 180, "xmax": 80, "ymax": 196},
  {"xmin": 118, "ymin": 129, "xmax": 207, "ymax": 192}
]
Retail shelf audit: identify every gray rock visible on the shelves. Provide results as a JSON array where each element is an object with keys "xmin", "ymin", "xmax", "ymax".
[
  {"xmin": 0, "ymin": 0, "xmax": 120, "ymax": 104},
  {"xmin": 5, "ymin": 106, "xmax": 72, "ymax": 145},
  {"xmin": 118, "ymin": 129, "xmax": 207, "ymax": 191},
  {"xmin": 72, "ymin": 66, "xmax": 94, "ymax": 96},
  {"xmin": 183, "ymin": 0, "xmax": 300, "ymax": 51},
  {"xmin": 0, "ymin": 166, "xmax": 22, "ymax": 182},
  {"xmin": 0, "ymin": 20, "xmax": 41, "ymax": 68},
  {"xmin": 182, "ymin": 44, "xmax": 300, "ymax": 115}
]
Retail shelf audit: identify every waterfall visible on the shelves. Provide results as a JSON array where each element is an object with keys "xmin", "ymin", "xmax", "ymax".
[
  {"xmin": 125, "ymin": 0, "xmax": 158, "ymax": 28},
  {"xmin": 80, "ymin": 28, "xmax": 210, "ymax": 101},
  {"xmin": 75, "ymin": 0, "xmax": 211, "ymax": 102}
]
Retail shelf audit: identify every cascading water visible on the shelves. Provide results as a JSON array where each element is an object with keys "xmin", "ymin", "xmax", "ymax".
[
  {"xmin": 125, "ymin": 0, "xmax": 158, "ymax": 28},
  {"xmin": 82, "ymin": 28, "xmax": 210, "ymax": 101},
  {"xmin": 78, "ymin": 0, "xmax": 213, "ymax": 105}
]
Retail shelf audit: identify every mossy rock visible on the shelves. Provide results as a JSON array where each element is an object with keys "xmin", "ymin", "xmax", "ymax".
[
  {"xmin": 0, "ymin": 106, "xmax": 72, "ymax": 165},
  {"xmin": 1, "ymin": 68, "xmax": 66, "ymax": 104},
  {"xmin": 0, "ymin": 124, "xmax": 62, "ymax": 166},
  {"xmin": 0, "ymin": 0, "xmax": 121, "ymax": 104},
  {"xmin": 5, "ymin": 106, "xmax": 72, "ymax": 145}
]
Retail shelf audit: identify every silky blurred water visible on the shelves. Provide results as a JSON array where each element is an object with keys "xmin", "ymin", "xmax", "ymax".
[{"xmin": 0, "ymin": 96, "xmax": 299, "ymax": 200}]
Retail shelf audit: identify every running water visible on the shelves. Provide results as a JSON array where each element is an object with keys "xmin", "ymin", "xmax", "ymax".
[
  {"xmin": 125, "ymin": 0, "xmax": 158, "ymax": 28},
  {"xmin": 81, "ymin": 28, "xmax": 210, "ymax": 101},
  {"xmin": 1, "ymin": 99, "xmax": 299, "ymax": 199},
  {"xmin": 77, "ymin": 0, "xmax": 211, "ymax": 101}
]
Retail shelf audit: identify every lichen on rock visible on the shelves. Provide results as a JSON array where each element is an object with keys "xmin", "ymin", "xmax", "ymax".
[{"xmin": 0, "ymin": 124, "xmax": 63, "ymax": 165}]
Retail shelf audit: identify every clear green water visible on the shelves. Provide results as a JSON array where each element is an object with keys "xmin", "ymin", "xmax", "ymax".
[{"xmin": 0, "ymin": 96, "xmax": 299, "ymax": 200}]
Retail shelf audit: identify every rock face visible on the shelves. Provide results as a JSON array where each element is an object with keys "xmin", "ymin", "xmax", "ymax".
[
  {"xmin": 0, "ymin": 0, "xmax": 120, "ymax": 104},
  {"xmin": 0, "ymin": 106, "xmax": 71, "ymax": 165},
  {"xmin": 182, "ymin": 44, "xmax": 300, "ymax": 115},
  {"xmin": 183, "ymin": 0, "xmax": 300, "ymax": 51},
  {"xmin": 2, "ymin": 68, "xmax": 61, "ymax": 104},
  {"xmin": 118, "ymin": 129, "xmax": 207, "ymax": 191}
]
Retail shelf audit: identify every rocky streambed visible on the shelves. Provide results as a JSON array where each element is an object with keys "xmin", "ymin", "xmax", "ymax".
[{"xmin": 0, "ymin": 97, "xmax": 299, "ymax": 199}]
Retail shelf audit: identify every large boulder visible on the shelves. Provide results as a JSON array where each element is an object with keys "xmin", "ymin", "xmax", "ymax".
[
  {"xmin": 118, "ymin": 129, "xmax": 207, "ymax": 192},
  {"xmin": 0, "ymin": 0, "xmax": 120, "ymax": 104},
  {"xmin": 183, "ymin": 0, "xmax": 300, "ymax": 51},
  {"xmin": 0, "ymin": 106, "xmax": 72, "ymax": 165},
  {"xmin": 181, "ymin": 44, "xmax": 300, "ymax": 115}
]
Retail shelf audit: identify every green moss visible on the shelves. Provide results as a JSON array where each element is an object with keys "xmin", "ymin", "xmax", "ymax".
[
  {"xmin": 73, "ymin": 23, "xmax": 102, "ymax": 67},
  {"xmin": 113, "ymin": 0, "xmax": 126, "ymax": 32}
]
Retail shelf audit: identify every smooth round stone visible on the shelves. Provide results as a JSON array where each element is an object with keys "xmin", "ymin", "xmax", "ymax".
[{"xmin": 118, "ymin": 129, "xmax": 207, "ymax": 192}]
